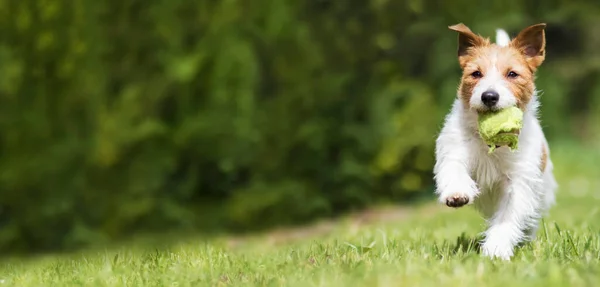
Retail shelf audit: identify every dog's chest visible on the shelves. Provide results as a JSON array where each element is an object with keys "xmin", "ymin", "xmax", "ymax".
[{"xmin": 469, "ymin": 147, "xmax": 512, "ymax": 192}]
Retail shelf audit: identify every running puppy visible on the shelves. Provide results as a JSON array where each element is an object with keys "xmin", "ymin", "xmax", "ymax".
[{"xmin": 434, "ymin": 23, "xmax": 558, "ymax": 260}]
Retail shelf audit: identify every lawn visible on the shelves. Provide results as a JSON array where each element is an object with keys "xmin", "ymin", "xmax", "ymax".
[{"xmin": 1, "ymin": 141, "xmax": 599, "ymax": 287}]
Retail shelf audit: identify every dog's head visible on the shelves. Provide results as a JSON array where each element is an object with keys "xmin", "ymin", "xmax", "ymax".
[{"xmin": 449, "ymin": 23, "xmax": 546, "ymax": 112}]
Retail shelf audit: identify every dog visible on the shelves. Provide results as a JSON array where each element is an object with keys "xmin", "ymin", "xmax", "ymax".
[{"xmin": 433, "ymin": 23, "xmax": 558, "ymax": 260}]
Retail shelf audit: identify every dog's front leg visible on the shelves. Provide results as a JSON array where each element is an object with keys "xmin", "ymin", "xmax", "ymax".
[
  {"xmin": 433, "ymin": 111, "xmax": 479, "ymax": 208},
  {"xmin": 481, "ymin": 171, "xmax": 544, "ymax": 260}
]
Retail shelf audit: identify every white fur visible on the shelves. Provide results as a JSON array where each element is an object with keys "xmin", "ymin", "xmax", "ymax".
[
  {"xmin": 496, "ymin": 29, "xmax": 511, "ymax": 47},
  {"xmin": 433, "ymin": 29, "xmax": 558, "ymax": 261}
]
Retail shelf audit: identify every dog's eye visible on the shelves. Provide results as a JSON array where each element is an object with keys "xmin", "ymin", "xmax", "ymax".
[
  {"xmin": 471, "ymin": 71, "xmax": 482, "ymax": 78},
  {"xmin": 507, "ymin": 71, "xmax": 518, "ymax": 78}
]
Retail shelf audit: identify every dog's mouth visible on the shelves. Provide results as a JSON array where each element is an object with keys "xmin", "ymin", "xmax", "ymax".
[
  {"xmin": 474, "ymin": 106, "xmax": 502, "ymax": 113},
  {"xmin": 475, "ymin": 104, "xmax": 526, "ymax": 114}
]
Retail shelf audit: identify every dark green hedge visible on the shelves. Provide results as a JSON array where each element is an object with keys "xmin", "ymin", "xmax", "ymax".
[{"xmin": 0, "ymin": 0, "xmax": 598, "ymax": 253}]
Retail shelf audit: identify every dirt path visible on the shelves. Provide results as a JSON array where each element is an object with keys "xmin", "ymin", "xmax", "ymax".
[{"xmin": 226, "ymin": 202, "xmax": 448, "ymax": 248}]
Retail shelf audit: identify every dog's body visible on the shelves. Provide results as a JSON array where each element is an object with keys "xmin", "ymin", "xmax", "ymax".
[{"xmin": 434, "ymin": 23, "xmax": 558, "ymax": 260}]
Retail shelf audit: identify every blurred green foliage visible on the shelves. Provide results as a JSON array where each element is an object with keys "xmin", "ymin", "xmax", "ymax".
[{"xmin": 0, "ymin": 0, "xmax": 598, "ymax": 253}]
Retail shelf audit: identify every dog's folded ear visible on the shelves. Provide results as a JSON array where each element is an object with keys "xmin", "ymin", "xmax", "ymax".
[
  {"xmin": 511, "ymin": 23, "xmax": 546, "ymax": 69},
  {"xmin": 448, "ymin": 23, "xmax": 487, "ymax": 57}
]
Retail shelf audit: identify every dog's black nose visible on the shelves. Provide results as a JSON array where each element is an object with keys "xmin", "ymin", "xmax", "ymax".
[{"xmin": 481, "ymin": 90, "xmax": 499, "ymax": 107}]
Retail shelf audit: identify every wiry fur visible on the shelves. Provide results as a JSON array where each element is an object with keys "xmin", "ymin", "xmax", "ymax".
[{"xmin": 434, "ymin": 23, "xmax": 558, "ymax": 260}]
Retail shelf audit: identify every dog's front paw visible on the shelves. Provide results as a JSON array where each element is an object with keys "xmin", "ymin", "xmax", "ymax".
[
  {"xmin": 438, "ymin": 185, "xmax": 477, "ymax": 208},
  {"xmin": 445, "ymin": 193, "xmax": 471, "ymax": 208},
  {"xmin": 435, "ymin": 175, "xmax": 479, "ymax": 208}
]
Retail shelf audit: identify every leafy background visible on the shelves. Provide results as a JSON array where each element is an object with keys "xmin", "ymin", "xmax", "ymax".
[{"xmin": 0, "ymin": 0, "xmax": 598, "ymax": 253}]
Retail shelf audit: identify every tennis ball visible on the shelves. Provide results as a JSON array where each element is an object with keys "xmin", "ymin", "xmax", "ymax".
[{"xmin": 478, "ymin": 106, "xmax": 523, "ymax": 153}]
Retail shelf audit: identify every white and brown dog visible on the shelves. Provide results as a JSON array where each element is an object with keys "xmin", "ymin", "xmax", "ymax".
[{"xmin": 434, "ymin": 23, "xmax": 558, "ymax": 260}]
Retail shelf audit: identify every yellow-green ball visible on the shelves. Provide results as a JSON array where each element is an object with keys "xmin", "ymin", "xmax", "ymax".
[{"xmin": 477, "ymin": 107, "xmax": 523, "ymax": 153}]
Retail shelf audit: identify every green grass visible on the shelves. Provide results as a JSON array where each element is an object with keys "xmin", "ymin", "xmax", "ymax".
[{"xmin": 1, "ymin": 141, "xmax": 600, "ymax": 286}]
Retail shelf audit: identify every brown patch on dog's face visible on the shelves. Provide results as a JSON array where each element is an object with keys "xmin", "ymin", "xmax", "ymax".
[
  {"xmin": 494, "ymin": 47, "xmax": 536, "ymax": 109},
  {"xmin": 458, "ymin": 60, "xmax": 480, "ymax": 108},
  {"xmin": 540, "ymin": 144, "xmax": 548, "ymax": 172},
  {"xmin": 447, "ymin": 23, "xmax": 491, "ymax": 108}
]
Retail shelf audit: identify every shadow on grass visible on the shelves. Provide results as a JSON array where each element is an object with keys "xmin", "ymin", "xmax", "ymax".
[
  {"xmin": 452, "ymin": 233, "xmax": 482, "ymax": 254},
  {"xmin": 433, "ymin": 232, "xmax": 483, "ymax": 259},
  {"xmin": 452, "ymin": 232, "xmax": 482, "ymax": 255}
]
